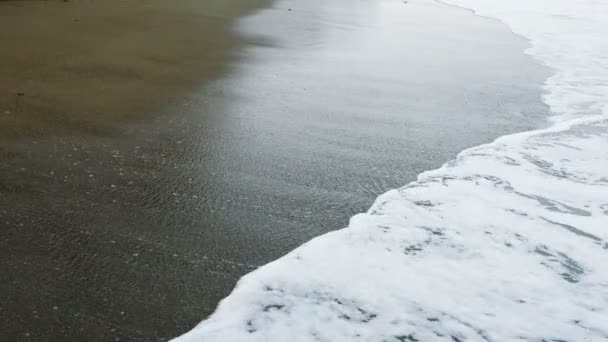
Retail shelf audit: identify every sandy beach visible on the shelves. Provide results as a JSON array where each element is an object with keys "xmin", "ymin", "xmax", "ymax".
[
  {"xmin": 1, "ymin": 0, "xmax": 269, "ymax": 339},
  {"xmin": 0, "ymin": 0, "xmax": 266, "ymax": 137},
  {"xmin": 1, "ymin": 0, "xmax": 551, "ymax": 340}
]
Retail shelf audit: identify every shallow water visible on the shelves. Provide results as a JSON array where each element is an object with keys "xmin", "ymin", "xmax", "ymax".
[{"xmin": 0, "ymin": 0, "xmax": 549, "ymax": 340}]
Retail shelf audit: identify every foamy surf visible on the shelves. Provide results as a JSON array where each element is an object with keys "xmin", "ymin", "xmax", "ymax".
[{"xmin": 173, "ymin": 0, "xmax": 608, "ymax": 340}]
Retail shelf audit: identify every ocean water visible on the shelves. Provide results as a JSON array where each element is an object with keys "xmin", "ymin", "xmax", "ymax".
[{"xmin": 174, "ymin": 0, "xmax": 608, "ymax": 341}]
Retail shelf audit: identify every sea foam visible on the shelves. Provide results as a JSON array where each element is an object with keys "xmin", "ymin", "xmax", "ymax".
[{"xmin": 174, "ymin": 0, "xmax": 608, "ymax": 340}]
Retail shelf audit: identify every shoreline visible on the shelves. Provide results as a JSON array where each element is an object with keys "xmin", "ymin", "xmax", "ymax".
[
  {"xmin": 174, "ymin": 0, "xmax": 608, "ymax": 341},
  {"xmin": 0, "ymin": 0, "xmax": 555, "ymax": 341}
]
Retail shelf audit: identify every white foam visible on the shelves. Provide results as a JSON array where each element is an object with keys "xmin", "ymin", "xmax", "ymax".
[{"xmin": 174, "ymin": 0, "xmax": 608, "ymax": 340}]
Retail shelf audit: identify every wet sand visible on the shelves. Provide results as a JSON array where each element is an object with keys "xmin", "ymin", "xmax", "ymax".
[
  {"xmin": 1, "ymin": 0, "xmax": 549, "ymax": 341},
  {"xmin": 0, "ymin": 0, "xmax": 270, "ymax": 340},
  {"xmin": 0, "ymin": 0, "xmax": 266, "ymax": 137}
]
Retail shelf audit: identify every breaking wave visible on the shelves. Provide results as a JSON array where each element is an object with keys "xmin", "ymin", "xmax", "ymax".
[{"xmin": 174, "ymin": 0, "xmax": 608, "ymax": 340}]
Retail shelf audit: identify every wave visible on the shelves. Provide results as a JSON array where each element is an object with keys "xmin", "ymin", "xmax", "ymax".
[{"xmin": 174, "ymin": 0, "xmax": 608, "ymax": 340}]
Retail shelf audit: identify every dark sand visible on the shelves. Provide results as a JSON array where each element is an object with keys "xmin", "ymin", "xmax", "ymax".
[{"xmin": 1, "ymin": 0, "xmax": 549, "ymax": 341}]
